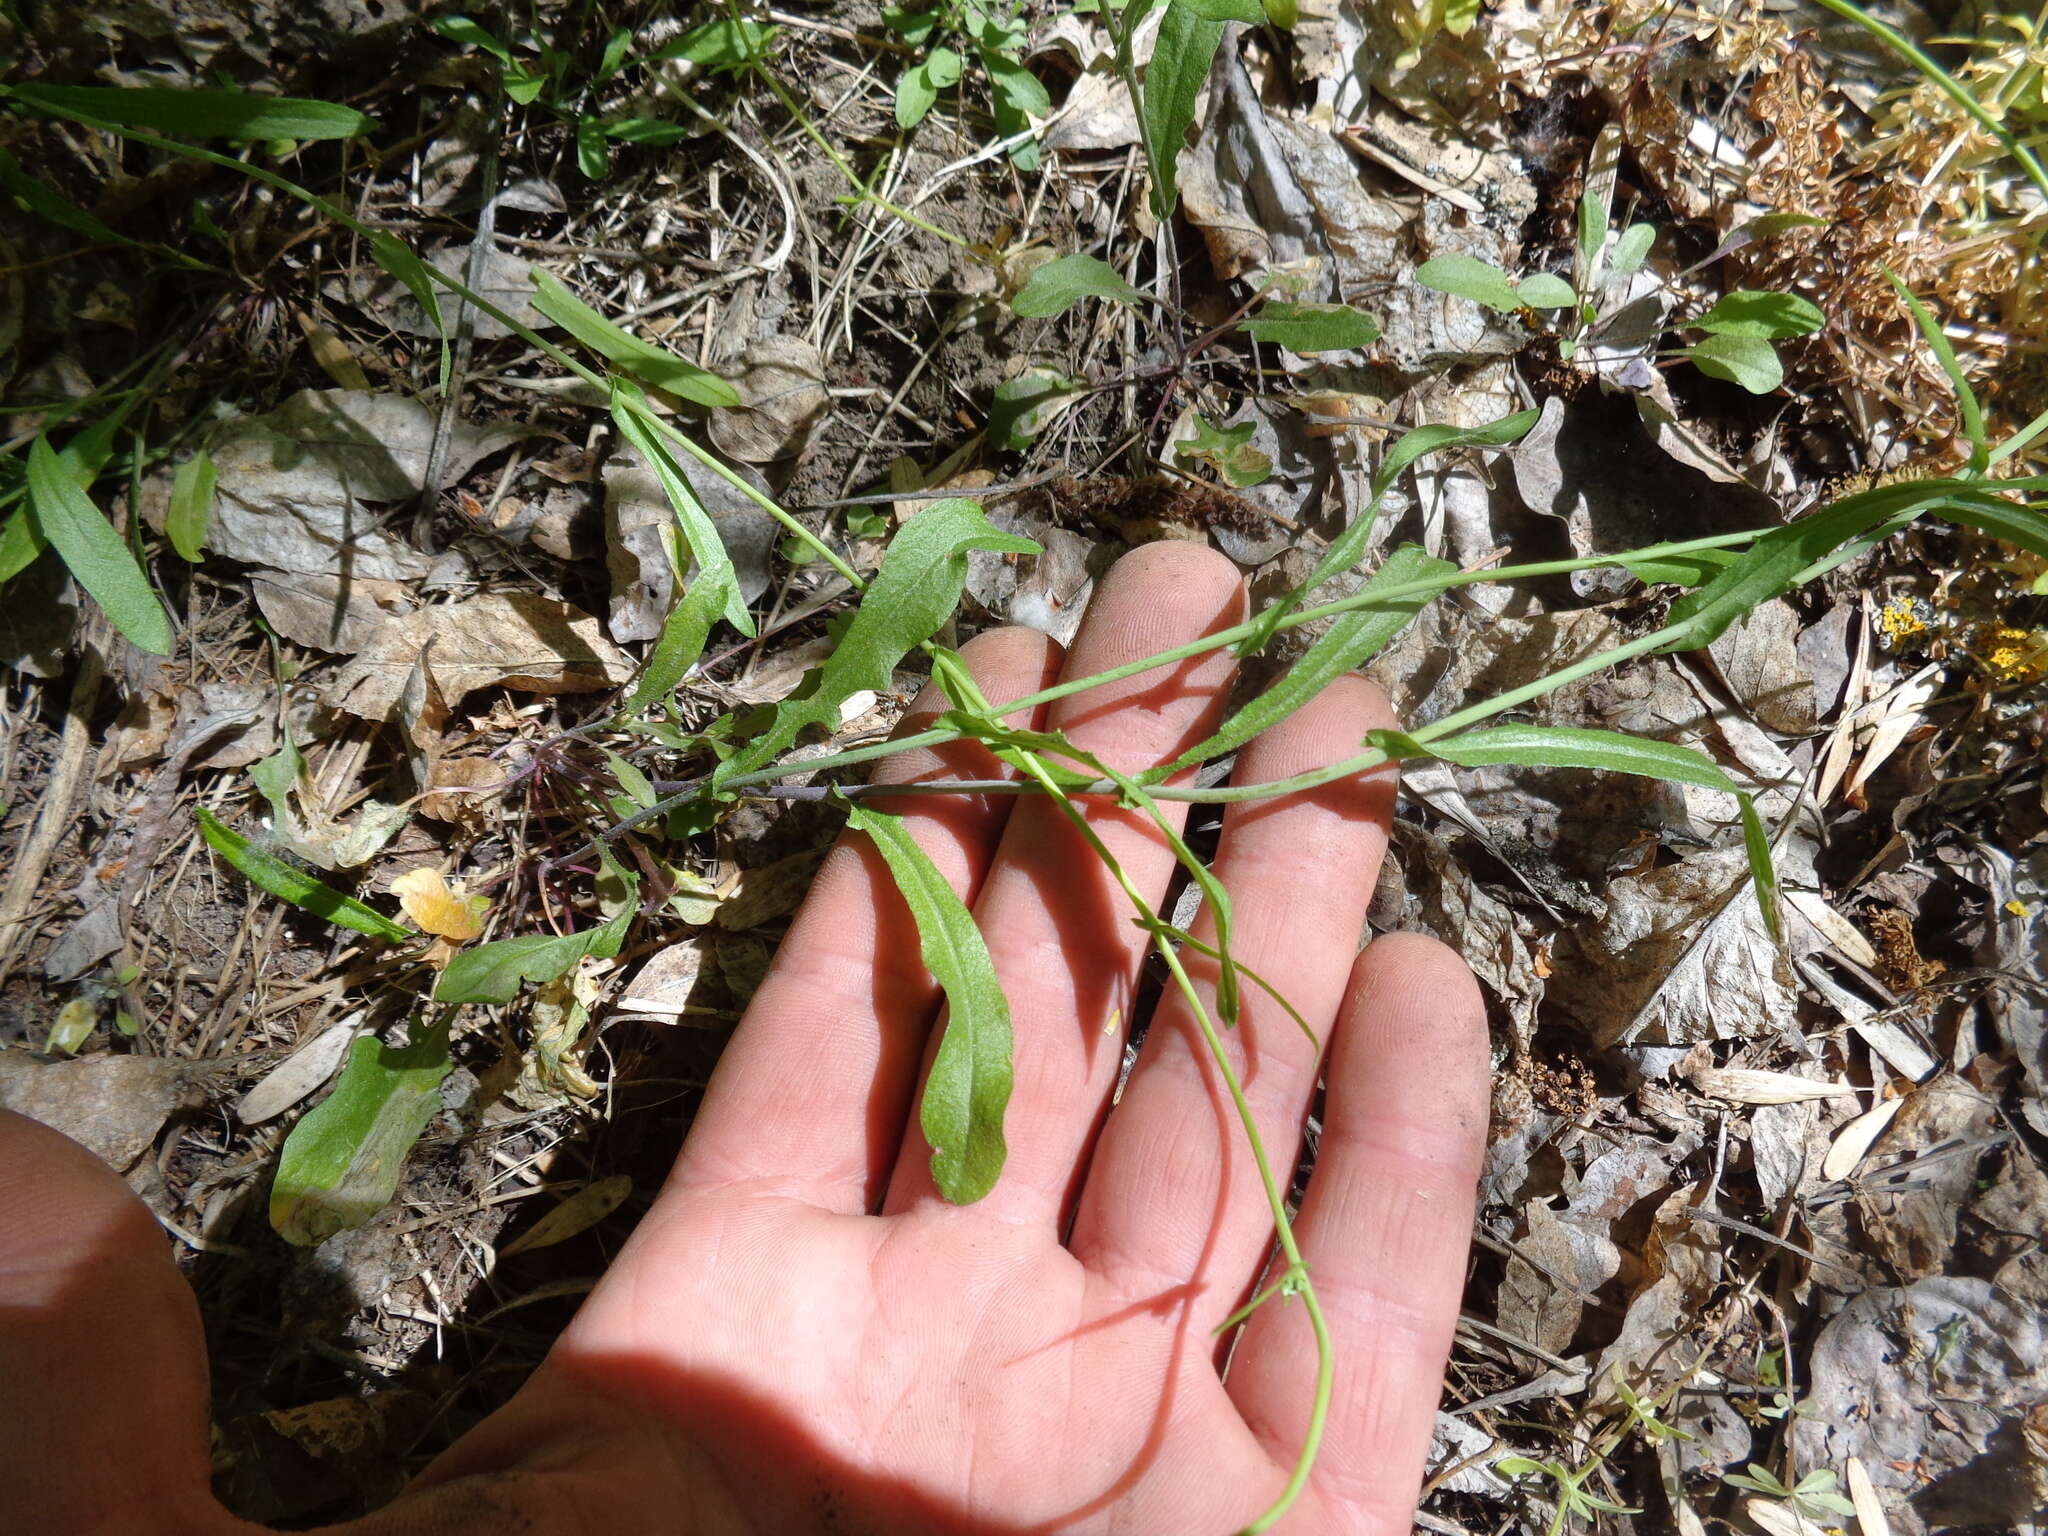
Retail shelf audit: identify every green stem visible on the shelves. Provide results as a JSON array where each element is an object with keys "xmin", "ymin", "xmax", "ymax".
[{"xmin": 1808, "ymin": 0, "xmax": 2048, "ymax": 204}]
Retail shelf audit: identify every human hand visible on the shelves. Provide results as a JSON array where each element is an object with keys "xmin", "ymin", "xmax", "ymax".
[{"xmin": 2, "ymin": 542, "xmax": 1488, "ymax": 1536}]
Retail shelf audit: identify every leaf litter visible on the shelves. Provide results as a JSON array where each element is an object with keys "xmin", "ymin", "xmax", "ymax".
[{"xmin": 0, "ymin": 2, "xmax": 2045, "ymax": 1531}]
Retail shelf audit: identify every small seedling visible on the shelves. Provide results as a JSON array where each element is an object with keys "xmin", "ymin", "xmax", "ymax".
[
  {"xmin": 883, "ymin": 0, "xmax": 1050, "ymax": 167},
  {"xmin": 1416, "ymin": 189, "xmax": 1826, "ymax": 394},
  {"xmin": 1723, "ymin": 1464, "xmax": 1859, "ymax": 1522}
]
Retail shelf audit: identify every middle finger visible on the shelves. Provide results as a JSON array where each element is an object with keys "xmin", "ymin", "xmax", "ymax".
[{"xmin": 884, "ymin": 541, "xmax": 1245, "ymax": 1225}]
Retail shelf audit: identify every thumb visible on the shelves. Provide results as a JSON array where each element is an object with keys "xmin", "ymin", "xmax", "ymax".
[{"xmin": 0, "ymin": 1106, "xmax": 247, "ymax": 1535}]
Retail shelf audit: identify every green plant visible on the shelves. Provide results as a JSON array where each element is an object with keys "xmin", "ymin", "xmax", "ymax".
[
  {"xmin": 1493, "ymin": 1370, "xmax": 1695, "ymax": 1533},
  {"xmin": 883, "ymin": 0, "xmax": 1050, "ymax": 167},
  {"xmin": 8, "ymin": 74, "xmax": 2047, "ymax": 1536},
  {"xmin": 1415, "ymin": 191, "xmax": 1827, "ymax": 395},
  {"xmin": 1723, "ymin": 1463, "xmax": 1859, "ymax": 1522},
  {"xmin": 431, "ymin": 12, "xmax": 772, "ymax": 178}
]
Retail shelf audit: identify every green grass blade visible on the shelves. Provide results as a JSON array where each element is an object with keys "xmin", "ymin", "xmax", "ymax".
[
  {"xmin": 1738, "ymin": 791, "xmax": 1783, "ymax": 945},
  {"xmin": 194, "ymin": 806, "xmax": 410, "ymax": 941},
  {"xmin": 534, "ymin": 271, "xmax": 740, "ymax": 407},
  {"xmin": 1884, "ymin": 271, "xmax": 1987, "ymax": 471},
  {"xmin": 846, "ymin": 802, "xmax": 1013, "ymax": 1203},
  {"xmin": 25, "ymin": 434, "xmax": 173, "ymax": 655},
  {"xmin": 270, "ymin": 1020, "xmax": 452, "ymax": 1245},
  {"xmin": 7, "ymin": 83, "xmax": 371, "ymax": 141}
]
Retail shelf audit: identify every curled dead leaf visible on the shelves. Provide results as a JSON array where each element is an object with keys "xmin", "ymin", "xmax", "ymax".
[
  {"xmin": 707, "ymin": 337, "xmax": 830, "ymax": 463},
  {"xmin": 389, "ymin": 868, "xmax": 489, "ymax": 943},
  {"xmin": 1690, "ymin": 1066, "xmax": 1857, "ymax": 1105}
]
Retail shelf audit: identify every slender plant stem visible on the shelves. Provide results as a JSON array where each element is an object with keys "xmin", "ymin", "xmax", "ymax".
[{"xmin": 1808, "ymin": 0, "xmax": 2048, "ymax": 205}]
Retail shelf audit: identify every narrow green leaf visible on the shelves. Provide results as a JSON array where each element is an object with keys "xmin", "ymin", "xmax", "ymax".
[
  {"xmin": 24, "ymin": 435, "xmax": 173, "ymax": 655},
  {"xmin": 1142, "ymin": 2, "xmax": 1227, "ymax": 222},
  {"xmin": 504, "ymin": 67, "xmax": 548, "ymax": 106},
  {"xmin": 166, "ymin": 448, "xmax": 216, "ymax": 562},
  {"xmin": 845, "ymin": 802, "xmax": 1013, "ymax": 1203},
  {"xmin": 9, "ymin": 84, "xmax": 371, "ymax": 141},
  {"xmin": 195, "ymin": 806, "xmax": 411, "ymax": 941},
  {"xmin": 1011, "ymin": 253, "xmax": 1146, "ymax": 318},
  {"xmin": 1237, "ymin": 301, "xmax": 1381, "ymax": 354},
  {"xmin": 628, "ymin": 567, "xmax": 726, "ymax": 710},
  {"xmin": 609, "ymin": 383, "xmax": 752, "ymax": 635},
  {"xmin": 1886, "ymin": 270, "xmax": 1987, "ymax": 470},
  {"xmin": 1682, "ymin": 333, "xmax": 1782, "ymax": 394},
  {"xmin": 1514, "ymin": 272, "xmax": 1578, "ymax": 310},
  {"xmin": 1657, "ymin": 476, "xmax": 2006, "ymax": 653},
  {"xmin": 431, "ymin": 15, "xmax": 513, "ymax": 63},
  {"xmin": 649, "ymin": 17, "xmax": 779, "ymax": 69},
  {"xmin": 533, "ymin": 271, "xmax": 741, "ymax": 407},
  {"xmin": 1738, "ymin": 791, "xmax": 1782, "ymax": 944},
  {"xmin": 1576, "ymin": 186, "xmax": 1609, "ymax": 277},
  {"xmin": 575, "ymin": 116, "xmax": 610, "ymax": 179},
  {"xmin": 717, "ymin": 501, "xmax": 1038, "ymax": 786},
  {"xmin": 1929, "ymin": 491, "xmax": 2048, "ymax": 560},
  {"xmin": 0, "ymin": 146, "xmax": 137, "ymax": 248},
  {"xmin": 598, "ymin": 26, "xmax": 634, "ymax": 81},
  {"xmin": 1241, "ymin": 409, "xmax": 1537, "ymax": 652},
  {"xmin": 369, "ymin": 231, "xmax": 442, "ymax": 335},
  {"xmin": 1610, "ymin": 222, "xmax": 1656, "ymax": 277},
  {"xmin": 604, "ymin": 117, "xmax": 691, "ymax": 145},
  {"xmin": 0, "ymin": 508, "xmax": 49, "ymax": 585},
  {"xmin": 1414, "ymin": 253, "xmax": 1524, "ymax": 313},
  {"xmin": 434, "ymin": 891, "xmax": 637, "ymax": 1005},
  {"xmin": 1159, "ymin": 544, "xmax": 1453, "ymax": 779},
  {"xmin": 1616, "ymin": 546, "xmax": 1741, "ymax": 587},
  {"xmin": 1370, "ymin": 723, "xmax": 1741, "ymax": 794},
  {"xmin": 1691, "ymin": 289, "xmax": 1825, "ymax": 340},
  {"xmin": 270, "ymin": 1020, "xmax": 452, "ymax": 1245}
]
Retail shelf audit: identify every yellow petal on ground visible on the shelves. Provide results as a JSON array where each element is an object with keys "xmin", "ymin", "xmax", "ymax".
[{"xmin": 389, "ymin": 867, "xmax": 490, "ymax": 942}]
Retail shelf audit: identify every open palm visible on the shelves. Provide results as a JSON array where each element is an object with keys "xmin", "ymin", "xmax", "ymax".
[{"xmin": 2, "ymin": 544, "xmax": 1487, "ymax": 1536}]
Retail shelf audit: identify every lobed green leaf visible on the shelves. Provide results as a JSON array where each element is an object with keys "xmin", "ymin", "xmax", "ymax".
[
  {"xmin": 846, "ymin": 802, "xmax": 1013, "ymax": 1203},
  {"xmin": 435, "ymin": 891, "xmax": 637, "ymax": 1005}
]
